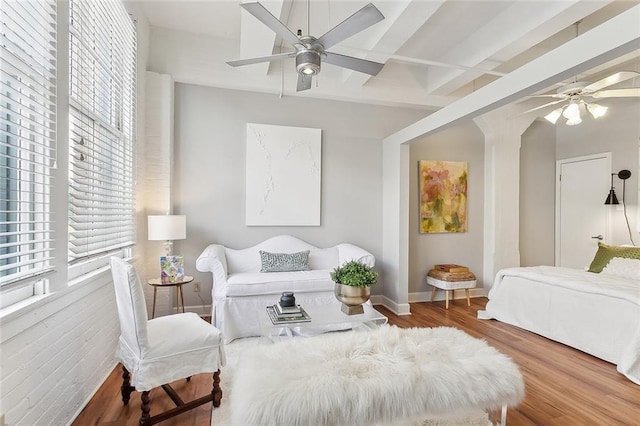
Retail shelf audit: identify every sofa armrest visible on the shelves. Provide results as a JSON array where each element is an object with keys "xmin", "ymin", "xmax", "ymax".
[
  {"xmin": 196, "ymin": 244, "xmax": 229, "ymax": 297},
  {"xmin": 337, "ymin": 244, "xmax": 375, "ymax": 267}
]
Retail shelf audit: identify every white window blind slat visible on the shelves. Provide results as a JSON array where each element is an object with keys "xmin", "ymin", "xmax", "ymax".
[
  {"xmin": 0, "ymin": 0, "xmax": 56, "ymax": 286},
  {"xmin": 68, "ymin": 0, "xmax": 136, "ymax": 265}
]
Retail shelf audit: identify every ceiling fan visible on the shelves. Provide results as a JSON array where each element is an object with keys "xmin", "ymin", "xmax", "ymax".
[
  {"xmin": 524, "ymin": 71, "xmax": 640, "ymax": 125},
  {"xmin": 226, "ymin": 2, "xmax": 385, "ymax": 92}
]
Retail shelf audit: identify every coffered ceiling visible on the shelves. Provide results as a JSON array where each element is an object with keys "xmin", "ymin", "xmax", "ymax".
[{"xmin": 138, "ymin": 0, "xmax": 640, "ymax": 110}]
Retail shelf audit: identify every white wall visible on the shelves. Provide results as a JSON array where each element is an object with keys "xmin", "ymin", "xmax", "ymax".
[
  {"xmin": 408, "ymin": 121, "xmax": 485, "ymax": 299},
  {"xmin": 171, "ymin": 83, "xmax": 427, "ymax": 308},
  {"xmin": 0, "ymin": 274, "xmax": 119, "ymax": 425},
  {"xmin": 556, "ymin": 98, "xmax": 640, "ymax": 246},
  {"xmin": 518, "ymin": 98, "xmax": 640, "ymax": 267},
  {"xmin": 520, "ymin": 120, "xmax": 556, "ymax": 266}
]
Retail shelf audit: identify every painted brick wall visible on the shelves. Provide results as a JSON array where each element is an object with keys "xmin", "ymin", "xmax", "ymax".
[{"xmin": 0, "ymin": 272, "xmax": 119, "ymax": 425}]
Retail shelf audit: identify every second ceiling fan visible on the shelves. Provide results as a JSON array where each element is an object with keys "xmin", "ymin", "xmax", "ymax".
[
  {"xmin": 227, "ymin": 2, "xmax": 385, "ymax": 92},
  {"xmin": 525, "ymin": 71, "xmax": 640, "ymax": 125}
]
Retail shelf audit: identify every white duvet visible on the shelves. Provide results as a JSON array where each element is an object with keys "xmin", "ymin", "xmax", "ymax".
[{"xmin": 479, "ymin": 266, "xmax": 640, "ymax": 385}]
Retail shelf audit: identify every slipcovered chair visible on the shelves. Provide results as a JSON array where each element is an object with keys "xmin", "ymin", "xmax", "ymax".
[{"xmin": 109, "ymin": 257, "xmax": 225, "ymax": 425}]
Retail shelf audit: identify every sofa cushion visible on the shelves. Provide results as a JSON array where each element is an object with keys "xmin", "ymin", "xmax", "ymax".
[
  {"xmin": 226, "ymin": 270, "xmax": 334, "ymax": 297},
  {"xmin": 308, "ymin": 247, "xmax": 338, "ymax": 270}
]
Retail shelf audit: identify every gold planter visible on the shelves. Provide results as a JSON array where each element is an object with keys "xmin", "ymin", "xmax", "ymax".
[{"xmin": 334, "ymin": 283, "xmax": 370, "ymax": 315}]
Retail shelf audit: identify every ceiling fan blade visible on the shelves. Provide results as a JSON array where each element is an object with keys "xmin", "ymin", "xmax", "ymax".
[
  {"xmin": 324, "ymin": 52, "xmax": 384, "ymax": 76},
  {"xmin": 227, "ymin": 52, "xmax": 294, "ymax": 67},
  {"xmin": 591, "ymin": 88, "xmax": 640, "ymax": 98},
  {"xmin": 528, "ymin": 94, "xmax": 564, "ymax": 99},
  {"xmin": 521, "ymin": 99, "xmax": 566, "ymax": 115},
  {"xmin": 240, "ymin": 2, "xmax": 302, "ymax": 48},
  {"xmin": 316, "ymin": 3, "xmax": 384, "ymax": 50},
  {"xmin": 297, "ymin": 74, "xmax": 312, "ymax": 92},
  {"xmin": 583, "ymin": 71, "xmax": 640, "ymax": 92}
]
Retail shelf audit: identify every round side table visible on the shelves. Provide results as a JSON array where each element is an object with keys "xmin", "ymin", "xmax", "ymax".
[{"xmin": 147, "ymin": 276, "xmax": 194, "ymax": 318}]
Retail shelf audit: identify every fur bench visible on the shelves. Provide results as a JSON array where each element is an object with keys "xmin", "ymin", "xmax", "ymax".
[{"xmin": 230, "ymin": 325, "xmax": 525, "ymax": 425}]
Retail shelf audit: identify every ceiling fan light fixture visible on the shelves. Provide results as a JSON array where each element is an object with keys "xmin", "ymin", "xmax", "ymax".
[
  {"xmin": 587, "ymin": 103, "xmax": 608, "ymax": 119},
  {"xmin": 544, "ymin": 108, "xmax": 563, "ymax": 124},
  {"xmin": 562, "ymin": 101, "xmax": 580, "ymax": 120},
  {"xmin": 566, "ymin": 115, "xmax": 582, "ymax": 126},
  {"xmin": 296, "ymin": 49, "xmax": 321, "ymax": 76}
]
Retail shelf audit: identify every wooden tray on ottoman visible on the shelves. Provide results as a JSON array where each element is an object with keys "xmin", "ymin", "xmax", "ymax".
[{"xmin": 427, "ymin": 269, "xmax": 476, "ymax": 282}]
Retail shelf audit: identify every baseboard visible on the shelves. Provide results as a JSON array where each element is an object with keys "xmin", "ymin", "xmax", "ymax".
[
  {"xmin": 178, "ymin": 304, "xmax": 212, "ymax": 317},
  {"xmin": 409, "ymin": 287, "xmax": 486, "ymax": 303},
  {"xmin": 371, "ymin": 295, "xmax": 411, "ymax": 316}
]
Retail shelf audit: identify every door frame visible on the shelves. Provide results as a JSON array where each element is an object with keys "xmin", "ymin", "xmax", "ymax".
[{"xmin": 555, "ymin": 152, "xmax": 612, "ymax": 266}]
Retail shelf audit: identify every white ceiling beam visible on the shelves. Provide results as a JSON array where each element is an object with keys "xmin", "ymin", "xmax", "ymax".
[
  {"xmin": 240, "ymin": 0, "xmax": 290, "ymax": 75},
  {"xmin": 384, "ymin": 4, "xmax": 640, "ymax": 145},
  {"xmin": 338, "ymin": 0, "xmax": 445, "ymax": 88},
  {"xmin": 427, "ymin": 0, "xmax": 613, "ymax": 95}
]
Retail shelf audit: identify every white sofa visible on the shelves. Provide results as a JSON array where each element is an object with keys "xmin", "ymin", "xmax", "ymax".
[{"xmin": 196, "ymin": 235, "xmax": 375, "ymax": 342}]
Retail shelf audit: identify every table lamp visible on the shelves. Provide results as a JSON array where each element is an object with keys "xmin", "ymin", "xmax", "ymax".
[
  {"xmin": 148, "ymin": 215, "xmax": 186, "ymax": 255},
  {"xmin": 148, "ymin": 215, "xmax": 186, "ymax": 283}
]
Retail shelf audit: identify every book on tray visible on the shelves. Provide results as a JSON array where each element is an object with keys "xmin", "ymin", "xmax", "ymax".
[
  {"xmin": 434, "ymin": 264, "xmax": 469, "ymax": 273},
  {"xmin": 275, "ymin": 302, "xmax": 302, "ymax": 316},
  {"xmin": 266, "ymin": 305, "xmax": 311, "ymax": 324}
]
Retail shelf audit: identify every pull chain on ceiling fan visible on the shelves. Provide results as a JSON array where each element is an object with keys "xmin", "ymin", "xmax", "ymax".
[{"xmin": 226, "ymin": 1, "xmax": 385, "ymax": 92}]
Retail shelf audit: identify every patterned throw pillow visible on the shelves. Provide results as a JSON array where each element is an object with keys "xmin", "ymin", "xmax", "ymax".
[
  {"xmin": 260, "ymin": 250, "xmax": 310, "ymax": 272},
  {"xmin": 588, "ymin": 243, "xmax": 640, "ymax": 273}
]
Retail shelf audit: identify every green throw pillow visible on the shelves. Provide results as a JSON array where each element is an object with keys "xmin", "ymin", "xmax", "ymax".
[{"xmin": 588, "ymin": 243, "xmax": 640, "ymax": 273}]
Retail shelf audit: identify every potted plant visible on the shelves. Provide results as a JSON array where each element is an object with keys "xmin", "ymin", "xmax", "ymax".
[{"xmin": 331, "ymin": 260, "xmax": 378, "ymax": 315}]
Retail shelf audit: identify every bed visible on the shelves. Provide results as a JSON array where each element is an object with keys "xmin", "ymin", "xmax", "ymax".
[{"xmin": 479, "ymin": 261, "xmax": 640, "ymax": 385}]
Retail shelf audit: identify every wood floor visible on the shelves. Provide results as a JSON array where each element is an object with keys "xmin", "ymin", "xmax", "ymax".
[{"xmin": 73, "ymin": 298, "xmax": 640, "ymax": 425}]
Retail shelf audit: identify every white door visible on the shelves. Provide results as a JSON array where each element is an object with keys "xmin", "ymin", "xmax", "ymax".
[{"xmin": 556, "ymin": 154, "xmax": 611, "ymax": 268}]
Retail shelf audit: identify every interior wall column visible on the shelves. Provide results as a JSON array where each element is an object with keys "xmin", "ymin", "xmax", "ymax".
[
  {"xmin": 474, "ymin": 107, "xmax": 535, "ymax": 290},
  {"xmin": 381, "ymin": 142, "xmax": 411, "ymax": 315},
  {"xmin": 137, "ymin": 71, "xmax": 175, "ymax": 316}
]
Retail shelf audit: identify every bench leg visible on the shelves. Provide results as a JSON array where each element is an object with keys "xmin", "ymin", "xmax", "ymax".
[
  {"xmin": 465, "ymin": 289, "xmax": 471, "ymax": 306},
  {"xmin": 487, "ymin": 404, "xmax": 508, "ymax": 425},
  {"xmin": 445, "ymin": 291, "xmax": 450, "ymax": 309},
  {"xmin": 430, "ymin": 287, "xmax": 437, "ymax": 302}
]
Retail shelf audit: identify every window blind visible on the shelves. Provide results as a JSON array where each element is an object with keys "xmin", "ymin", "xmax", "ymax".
[
  {"xmin": 68, "ymin": 0, "xmax": 136, "ymax": 263},
  {"xmin": 0, "ymin": 0, "xmax": 57, "ymax": 285}
]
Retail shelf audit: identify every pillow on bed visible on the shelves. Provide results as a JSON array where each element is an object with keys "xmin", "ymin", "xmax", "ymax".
[
  {"xmin": 260, "ymin": 250, "xmax": 310, "ymax": 272},
  {"xmin": 588, "ymin": 243, "xmax": 640, "ymax": 273},
  {"xmin": 601, "ymin": 257, "xmax": 640, "ymax": 281}
]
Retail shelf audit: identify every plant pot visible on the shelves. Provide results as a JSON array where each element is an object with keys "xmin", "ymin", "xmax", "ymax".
[{"xmin": 334, "ymin": 283, "xmax": 370, "ymax": 315}]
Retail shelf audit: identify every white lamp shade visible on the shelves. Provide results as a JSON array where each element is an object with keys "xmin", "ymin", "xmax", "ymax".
[{"xmin": 148, "ymin": 215, "xmax": 186, "ymax": 241}]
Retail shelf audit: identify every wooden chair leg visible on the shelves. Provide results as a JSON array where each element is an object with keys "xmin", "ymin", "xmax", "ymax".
[
  {"xmin": 212, "ymin": 370, "xmax": 222, "ymax": 407},
  {"xmin": 465, "ymin": 289, "xmax": 471, "ymax": 306},
  {"xmin": 430, "ymin": 287, "xmax": 437, "ymax": 302},
  {"xmin": 121, "ymin": 366, "xmax": 134, "ymax": 405},
  {"xmin": 140, "ymin": 391, "xmax": 151, "ymax": 425},
  {"xmin": 445, "ymin": 290, "xmax": 450, "ymax": 309}
]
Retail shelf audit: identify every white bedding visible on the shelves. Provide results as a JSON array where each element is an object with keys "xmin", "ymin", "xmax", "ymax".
[{"xmin": 479, "ymin": 266, "xmax": 640, "ymax": 385}]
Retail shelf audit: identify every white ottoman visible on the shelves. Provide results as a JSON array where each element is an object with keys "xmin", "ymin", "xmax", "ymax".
[{"xmin": 427, "ymin": 269, "xmax": 477, "ymax": 309}]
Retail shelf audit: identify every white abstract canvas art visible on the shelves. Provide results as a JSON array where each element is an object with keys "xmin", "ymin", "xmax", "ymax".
[{"xmin": 246, "ymin": 123, "xmax": 321, "ymax": 226}]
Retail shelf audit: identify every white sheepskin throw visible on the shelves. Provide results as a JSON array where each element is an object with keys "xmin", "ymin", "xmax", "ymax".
[{"xmin": 230, "ymin": 325, "xmax": 524, "ymax": 426}]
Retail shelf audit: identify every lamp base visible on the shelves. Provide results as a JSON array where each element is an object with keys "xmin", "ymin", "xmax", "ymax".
[{"xmin": 163, "ymin": 241, "xmax": 173, "ymax": 256}]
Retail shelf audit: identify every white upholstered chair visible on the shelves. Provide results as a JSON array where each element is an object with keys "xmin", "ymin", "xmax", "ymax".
[{"xmin": 109, "ymin": 257, "xmax": 225, "ymax": 425}]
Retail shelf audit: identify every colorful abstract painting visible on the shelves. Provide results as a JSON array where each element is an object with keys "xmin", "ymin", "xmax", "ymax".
[{"xmin": 419, "ymin": 160, "xmax": 468, "ymax": 233}]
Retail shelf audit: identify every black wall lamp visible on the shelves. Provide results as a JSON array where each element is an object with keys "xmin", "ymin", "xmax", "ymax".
[{"xmin": 604, "ymin": 169, "xmax": 631, "ymax": 205}]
